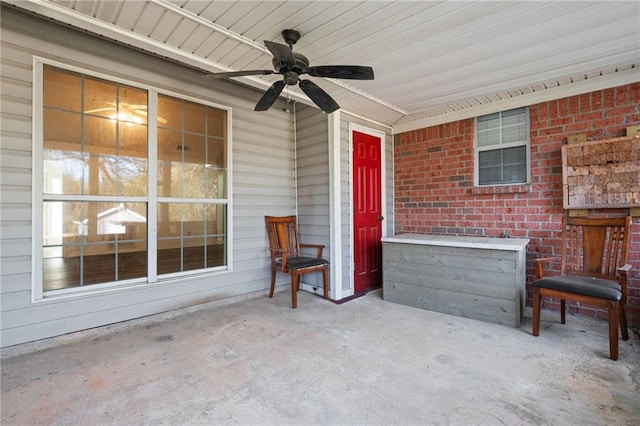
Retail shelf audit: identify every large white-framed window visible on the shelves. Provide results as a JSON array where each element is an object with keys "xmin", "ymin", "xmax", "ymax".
[
  {"xmin": 33, "ymin": 59, "xmax": 231, "ymax": 300},
  {"xmin": 475, "ymin": 107, "xmax": 530, "ymax": 186}
]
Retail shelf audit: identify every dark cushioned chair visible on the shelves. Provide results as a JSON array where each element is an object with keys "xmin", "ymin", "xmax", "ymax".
[
  {"xmin": 265, "ymin": 215, "xmax": 329, "ymax": 308},
  {"xmin": 532, "ymin": 215, "xmax": 632, "ymax": 360}
]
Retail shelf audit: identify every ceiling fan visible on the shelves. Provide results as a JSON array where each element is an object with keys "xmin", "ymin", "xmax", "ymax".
[{"xmin": 202, "ymin": 29, "xmax": 374, "ymax": 114}]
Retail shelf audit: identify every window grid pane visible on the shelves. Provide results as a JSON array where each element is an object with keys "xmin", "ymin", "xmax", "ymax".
[
  {"xmin": 155, "ymin": 94, "xmax": 228, "ymax": 275},
  {"xmin": 157, "ymin": 203, "xmax": 227, "ymax": 275},
  {"xmin": 43, "ymin": 66, "xmax": 148, "ymax": 198},
  {"xmin": 157, "ymin": 94, "xmax": 227, "ymax": 200},
  {"xmin": 501, "ymin": 124, "xmax": 527, "ymax": 144},
  {"xmin": 478, "ymin": 146, "xmax": 527, "ymax": 185},
  {"xmin": 42, "ymin": 201, "xmax": 147, "ymax": 291},
  {"xmin": 476, "ymin": 107, "xmax": 528, "ymax": 186}
]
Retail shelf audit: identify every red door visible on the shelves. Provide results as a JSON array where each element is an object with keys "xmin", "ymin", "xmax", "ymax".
[{"xmin": 353, "ymin": 130, "xmax": 382, "ymax": 294}]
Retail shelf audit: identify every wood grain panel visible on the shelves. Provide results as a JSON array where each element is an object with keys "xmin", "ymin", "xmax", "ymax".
[
  {"xmin": 562, "ymin": 136, "xmax": 640, "ymax": 209},
  {"xmin": 383, "ymin": 240, "xmax": 526, "ymax": 327}
]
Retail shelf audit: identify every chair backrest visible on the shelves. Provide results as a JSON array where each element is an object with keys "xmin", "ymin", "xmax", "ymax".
[
  {"xmin": 265, "ymin": 215, "xmax": 301, "ymax": 259},
  {"xmin": 562, "ymin": 215, "xmax": 631, "ymax": 280}
]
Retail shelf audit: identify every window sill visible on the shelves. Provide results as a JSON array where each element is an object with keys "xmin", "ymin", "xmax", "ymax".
[
  {"xmin": 470, "ymin": 184, "xmax": 531, "ymax": 195},
  {"xmin": 35, "ymin": 266, "xmax": 232, "ymax": 304}
]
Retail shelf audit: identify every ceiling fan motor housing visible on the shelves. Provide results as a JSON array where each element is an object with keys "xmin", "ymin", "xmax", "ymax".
[
  {"xmin": 272, "ymin": 53, "xmax": 309, "ymax": 75},
  {"xmin": 283, "ymin": 71, "xmax": 298, "ymax": 85}
]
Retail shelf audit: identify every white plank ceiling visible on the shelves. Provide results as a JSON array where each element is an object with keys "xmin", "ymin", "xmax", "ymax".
[{"xmin": 6, "ymin": 0, "xmax": 640, "ymax": 131}]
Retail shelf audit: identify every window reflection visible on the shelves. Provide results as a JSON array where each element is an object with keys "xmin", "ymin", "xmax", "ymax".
[
  {"xmin": 41, "ymin": 65, "xmax": 228, "ymax": 293},
  {"xmin": 157, "ymin": 203, "xmax": 226, "ymax": 274},
  {"xmin": 43, "ymin": 67, "xmax": 148, "ymax": 197},
  {"xmin": 42, "ymin": 65, "xmax": 149, "ymax": 291},
  {"xmin": 42, "ymin": 201, "xmax": 147, "ymax": 291},
  {"xmin": 157, "ymin": 94, "xmax": 227, "ymax": 199}
]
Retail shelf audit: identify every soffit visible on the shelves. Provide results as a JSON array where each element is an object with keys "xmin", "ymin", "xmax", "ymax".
[{"xmin": 6, "ymin": 0, "xmax": 640, "ymax": 131}]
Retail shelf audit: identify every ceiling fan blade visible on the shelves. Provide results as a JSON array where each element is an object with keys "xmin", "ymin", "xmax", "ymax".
[
  {"xmin": 264, "ymin": 40, "xmax": 296, "ymax": 68},
  {"xmin": 254, "ymin": 81, "xmax": 286, "ymax": 111},
  {"xmin": 299, "ymin": 79, "xmax": 340, "ymax": 114},
  {"xmin": 307, "ymin": 65, "xmax": 374, "ymax": 80},
  {"xmin": 202, "ymin": 70, "xmax": 275, "ymax": 80}
]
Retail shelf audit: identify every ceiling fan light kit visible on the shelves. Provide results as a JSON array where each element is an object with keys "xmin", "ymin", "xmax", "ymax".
[{"xmin": 202, "ymin": 29, "xmax": 374, "ymax": 113}]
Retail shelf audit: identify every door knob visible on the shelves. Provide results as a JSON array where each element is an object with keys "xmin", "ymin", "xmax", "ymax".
[{"xmin": 378, "ymin": 216, "xmax": 384, "ymax": 221}]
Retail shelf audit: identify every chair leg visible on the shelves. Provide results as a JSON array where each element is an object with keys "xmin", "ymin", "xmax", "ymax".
[
  {"xmin": 532, "ymin": 287, "xmax": 541, "ymax": 336},
  {"xmin": 560, "ymin": 299, "xmax": 566, "ymax": 324},
  {"xmin": 269, "ymin": 268, "xmax": 276, "ymax": 298},
  {"xmin": 322, "ymin": 268, "xmax": 328, "ymax": 300},
  {"xmin": 290, "ymin": 274, "xmax": 298, "ymax": 309},
  {"xmin": 607, "ymin": 301, "xmax": 619, "ymax": 360},
  {"xmin": 620, "ymin": 302, "xmax": 629, "ymax": 341}
]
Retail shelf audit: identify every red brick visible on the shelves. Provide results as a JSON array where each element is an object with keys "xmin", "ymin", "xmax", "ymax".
[
  {"xmin": 603, "ymin": 88, "xmax": 615, "ymax": 108},
  {"xmin": 591, "ymin": 91, "xmax": 603, "ymax": 110},
  {"xmin": 393, "ymin": 83, "xmax": 640, "ymax": 326},
  {"xmin": 579, "ymin": 93, "xmax": 592, "ymax": 112},
  {"xmin": 575, "ymin": 111, "xmax": 604, "ymax": 122},
  {"xmin": 568, "ymin": 96, "xmax": 580, "ymax": 115},
  {"xmin": 564, "ymin": 122, "xmax": 592, "ymax": 133},
  {"xmin": 615, "ymin": 86, "xmax": 629, "ymax": 105},
  {"xmin": 557, "ymin": 98, "xmax": 569, "ymax": 117},
  {"xmin": 605, "ymin": 106, "xmax": 638, "ymax": 117}
]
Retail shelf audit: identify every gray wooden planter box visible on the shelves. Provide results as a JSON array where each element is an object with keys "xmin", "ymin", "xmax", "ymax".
[{"xmin": 382, "ymin": 234, "xmax": 529, "ymax": 328}]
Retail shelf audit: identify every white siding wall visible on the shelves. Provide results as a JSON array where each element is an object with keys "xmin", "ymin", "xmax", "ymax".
[
  {"xmin": 0, "ymin": 7, "xmax": 296, "ymax": 348},
  {"xmin": 294, "ymin": 104, "xmax": 330, "ymax": 288},
  {"xmin": 292, "ymin": 107, "xmax": 394, "ymax": 297}
]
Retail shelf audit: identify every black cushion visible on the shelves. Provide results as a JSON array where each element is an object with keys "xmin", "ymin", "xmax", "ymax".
[
  {"xmin": 533, "ymin": 275, "xmax": 621, "ymax": 301},
  {"xmin": 276, "ymin": 256, "xmax": 328, "ymax": 270}
]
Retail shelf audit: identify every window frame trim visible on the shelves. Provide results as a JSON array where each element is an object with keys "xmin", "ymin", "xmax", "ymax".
[
  {"xmin": 473, "ymin": 107, "xmax": 531, "ymax": 187},
  {"xmin": 32, "ymin": 57, "xmax": 233, "ymax": 303}
]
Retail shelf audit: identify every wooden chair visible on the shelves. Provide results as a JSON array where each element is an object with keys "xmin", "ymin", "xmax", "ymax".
[
  {"xmin": 532, "ymin": 215, "xmax": 632, "ymax": 360},
  {"xmin": 265, "ymin": 215, "xmax": 329, "ymax": 308}
]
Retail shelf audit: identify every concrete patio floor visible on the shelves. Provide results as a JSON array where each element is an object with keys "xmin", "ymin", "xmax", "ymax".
[{"xmin": 2, "ymin": 289, "xmax": 639, "ymax": 425}]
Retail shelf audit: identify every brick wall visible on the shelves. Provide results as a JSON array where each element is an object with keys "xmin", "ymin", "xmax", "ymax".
[{"xmin": 394, "ymin": 82, "xmax": 640, "ymax": 326}]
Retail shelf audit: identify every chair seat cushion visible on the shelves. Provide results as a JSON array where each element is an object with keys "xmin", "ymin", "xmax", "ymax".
[
  {"xmin": 533, "ymin": 275, "xmax": 621, "ymax": 301},
  {"xmin": 276, "ymin": 256, "xmax": 328, "ymax": 270}
]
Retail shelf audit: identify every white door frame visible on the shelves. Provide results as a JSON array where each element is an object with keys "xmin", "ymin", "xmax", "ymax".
[{"xmin": 323, "ymin": 114, "xmax": 387, "ymax": 301}]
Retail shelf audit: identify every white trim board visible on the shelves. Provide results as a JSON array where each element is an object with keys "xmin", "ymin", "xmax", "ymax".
[
  {"xmin": 327, "ymin": 111, "xmax": 342, "ymax": 301},
  {"xmin": 393, "ymin": 68, "xmax": 640, "ymax": 134}
]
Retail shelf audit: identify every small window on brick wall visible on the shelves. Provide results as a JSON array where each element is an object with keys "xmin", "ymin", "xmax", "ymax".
[{"xmin": 475, "ymin": 107, "xmax": 530, "ymax": 186}]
